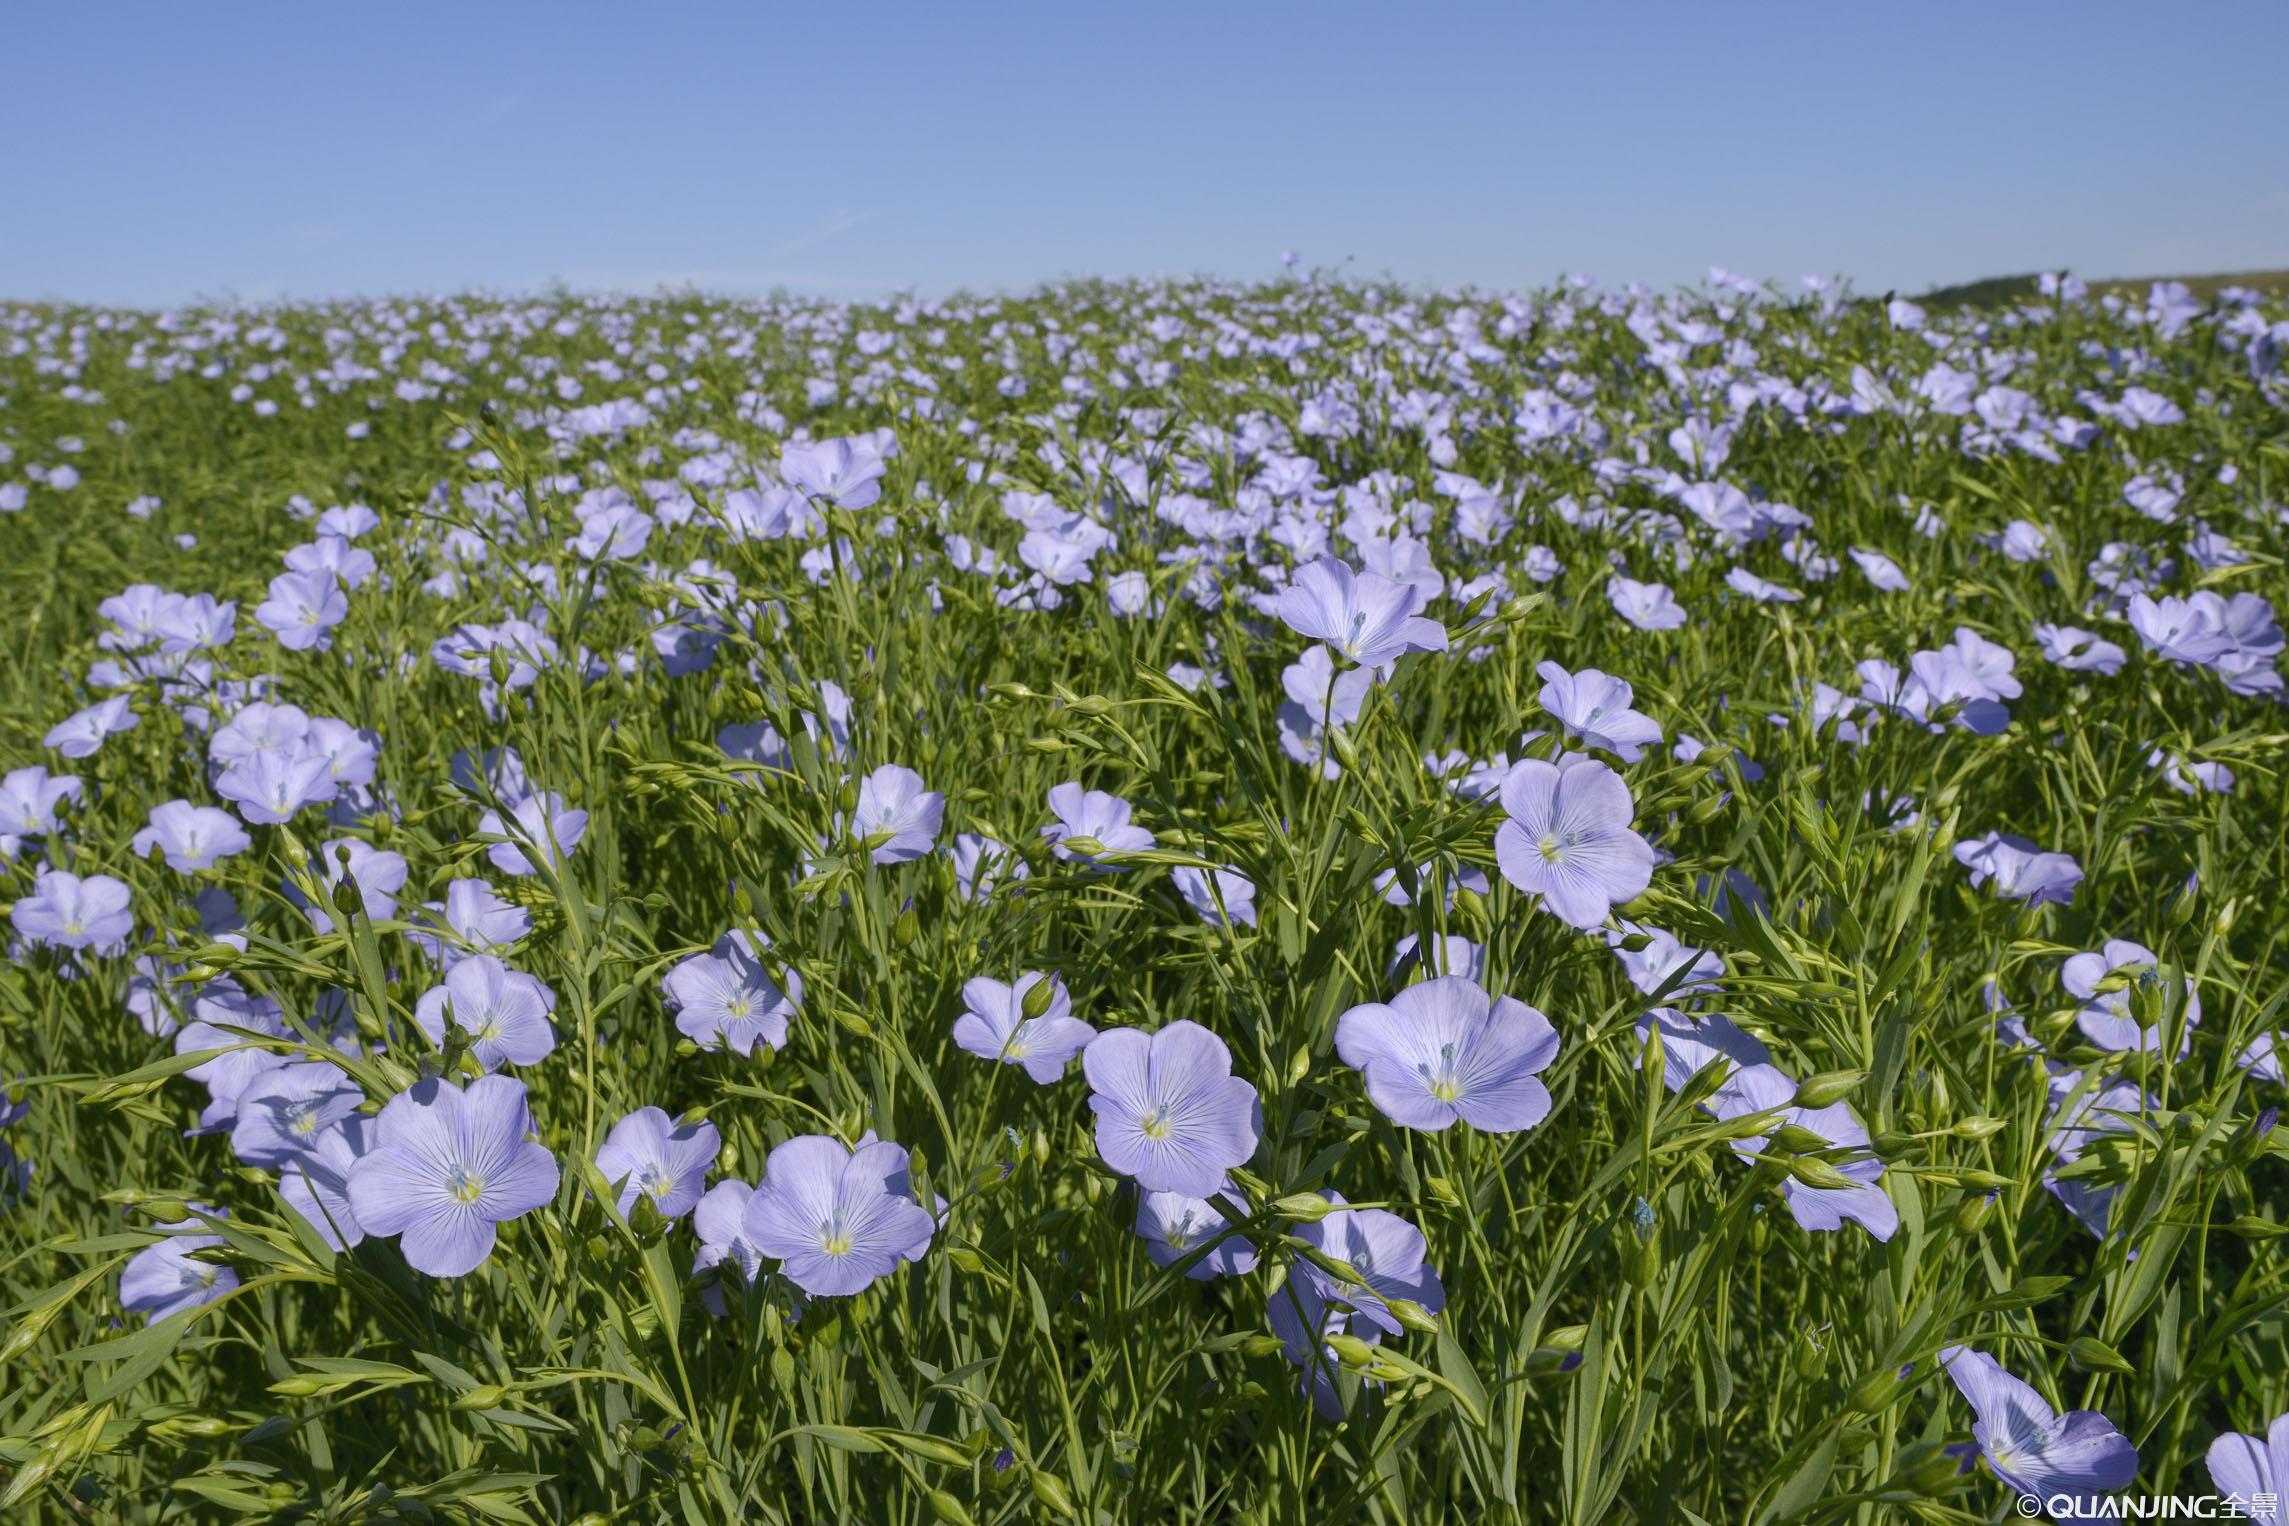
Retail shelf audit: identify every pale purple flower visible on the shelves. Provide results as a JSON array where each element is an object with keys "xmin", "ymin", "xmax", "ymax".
[
  {"xmin": 1135, "ymin": 1190, "xmax": 1258, "ymax": 1278},
  {"xmin": 406, "ymin": 879, "xmax": 531, "ymax": 969},
  {"xmin": 1042, "ymin": 782, "xmax": 1155, "ymax": 867},
  {"xmin": 2064, "ymin": 938, "xmax": 2198, "ymax": 1053},
  {"xmin": 346, "ymin": 1076, "xmax": 560, "ymax": 1278},
  {"xmin": 950, "ymin": 832, "xmax": 1029, "ymax": 902},
  {"xmin": 44, "ymin": 695, "xmax": 139, "ymax": 758},
  {"xmin": 1940, "ymin": 1347, "xmax": 2137, "ymax": 1508},
  {"xmin": 780, "ymin": 436, "xmax": 886, "ymax": 510},
  {"xmin": 2127, "ymin": 593, "xmax": 2230, "ymax": 666},
  {"xmin": 210, "ymin": 701, "xmax": 312, "ymax": 767},
  {"xmin": 255, "ymin": 569, "xmax": 349, "ymax": 651},
  {"xmin": 2206, "ymin": 1414, "xmax": 2288, "ymax": 1518},
  {"xmin": 1493, "ymin": 755, "xmax": 1655, "ymax": 929},
  {"xmin": 230, "ymin": 1062, "xmax": 364, "ymax": 1166},
  {"xmin": 692, "ymin": 1179, "xmax": 764, "ymax": 1314},
  {"xmin": 850, "ymin": 764, "xmax": 943, "ymax": 864},
  {"xmin": 132, "ymin": 801, "xmax": 252, "ymax": 872},
  {"xmin": 1608, "ymin": 576, "xmax": 1686, "ymax": 632},
  {"xmin": 13, "ymin": 870, "xmax": 133, "ymax": 951},
  {"xmin": 288, "ymin": 839, "xmax": 408, "ymax": 933},
  {"xmin": 1271, "ymin": 1196, "xmax": 1445, "ymax": 1417},
  {"xmin": 1536, "ymin": 661, "xmax": 1662, "ymax": 762},
  {"xmin": 953, "ymin": 972, "xmax": 1097, "ymax": 1083},
  {"xmin": 1953, "ymin": 833, "xmax": 2083, "ymax": 908},
  {"xmin": 478, "ymin": 791, "xmax": 588, "ymax": 877},
  {"xmin": 1335, "ymin": 975, "xmax": 1558, "ymax": 1133},
  {"xmin": 215, "ymin": 748, "xmax": 338, "ymax": 824},
  {"xmin": 1725, "ymin": 567, "xmax": 1802, "ymax": 604},
  {"xmin": 121, "ymin": 1223, "xmax": 239, "ymax": 1320},
  {"xmin": 663, "ymin": 930, "xmax": 801, "ymax": 1056},
  {"xmin": 741, "ymin": 1132, "xmax": 936, "ymax": 1296},
  {"xmin": 1713, "ymin": 1063, "xmax": 1897, "ymax": 1240},
  {"xmin": 1171, "ymin": 864, "xmax": 1258, "ymax": 928},
  {"xmin": 595, "ymin": 1106, "xmax": 721, "ymax": 1222},
  {"xmin": 1, "ymin": 766, "xmax": 80, "ymax": 838},
  {"xmin": 1846, "ymin": 548, "xmax": 1908, "ymax": 591},
  {"xmin": 1276, "ymin": 556, "xmax": 1448, "ymax": 667},
  {"xmin": 1608, "ymin": 921, "xmax": 1724, "ymax": 998},
  {"xmin": 277, "ymin": 1119, "xmax": 370, "ymax": 1251},
  {"xmin": 2035, "ymin": 623, "xmax": 2127, "ymax": 676},
  {"xmin": 1083, "ymin": 1021, "xmax": 1261, "ymax": 1195},
  {"xmin": 413, "ymin": 954, "xmax": 559, "ymax": 1070}
]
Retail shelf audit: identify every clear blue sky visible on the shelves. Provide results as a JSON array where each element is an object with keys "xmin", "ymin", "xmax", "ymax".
[{"xmin": 4, "ymin": 1, "xmax": 2284, "ymax": 307}]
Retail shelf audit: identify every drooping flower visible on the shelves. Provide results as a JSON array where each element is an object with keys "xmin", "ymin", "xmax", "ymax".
[
  {"xmin": 1940, "ymin": 1347, "xmax": 2138, "ymax": 1510},
  {"xmin": 1334, "ymin": 975, "xmax": 1559, "ymax": 1133},
  {"xmin": 412, "ymin": 954, "xmax": 559, "ymax": 1070},
  {"xmin": 741, "ymin": 1132, "xmax": 936, "ymax": 1296},
  {"xmin": 953, "ymin": 972, "xmax": 1097, "ymax": 1083},
  {"xmin": 594, "ymin": 1107, "xmax": 721, "ymax": 1223},
  {"xmin": 1276, "ymin": 556, "xmax": 1448, "ymax": 667},
  {"xmin": 1083, "ymin": 1021, "xmax": 1261, "ymax": 1195},
  {"xmin": 1493, "ymin": 755, "xmax": 1655, "ymax": 929},
  {"xmin": 345, "ymin": 1076, "xmax": 560, "ymax": 1278}
]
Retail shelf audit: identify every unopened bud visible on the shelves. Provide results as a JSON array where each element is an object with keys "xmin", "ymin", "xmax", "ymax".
[
  {"xmin": 1020, "ymin": 976, "xmax": 1058, "ymax": 1020},
  {"xmin": 1791, "ymin": 1070, "xmax": 1863, "ymax": 1108},
  {"xmin": 2066, "ymin": 1337, "xmax": 2134, "ymax": 1376},
  {"xmin": 1272, "ymin": 1193, "xmax": 1333, "ymax": 1222}
]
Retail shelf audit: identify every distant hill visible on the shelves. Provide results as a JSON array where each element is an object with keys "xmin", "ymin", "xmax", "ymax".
[{"xmin": 1921, "ymin": 269, "xmax": 2289, "ymax": 310}]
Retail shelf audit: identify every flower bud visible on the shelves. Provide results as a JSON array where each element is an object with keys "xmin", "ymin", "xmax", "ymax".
[
  {"xmin": 1791, "ymin": 1070, "xmax": 1864, "ymax": 1108},
  {"xmin": 1892, "ymin": 1449, "xmax": 1968, "ymax": 1495},
  {"xmin": 1272, "ymin": 1193, "xmax": 1334, "ymax": 1222},
  {"xmin": 1325, "ymin": 1333, "xmax": 1378, "ymax": 1369},
  {"xmin": 451, "ymin": 1384, "xmax": 509, "ymax": 1411},
  {"xmin": 2066, "ymin": 1336, "xmax": 2133, "ymax": 1375},
  {"xmin": 1952, "ymin": 1115, "xmax": 2008, "ymax": 1140},
  {"xmin": 1843, "ymin": 1366, "xmax": 1901, "ymax": 1413},
  {"xmin": 1767, "ymin": 1123, "xmax": 1832, "ymax": 1156},
  {"xmin": 1952, "ymin": 1192, "xmax": 1998, "ymax": 1234},
  {"xmin": 1020, "ymin": 977, "xmax": 1058, "ymax": 1020},
  {"xmin": 1785, "ymin": 1156, "xmax": 1858, "ymax": 1192},
  {"xmin": 1385, "ymin": 1297, "xmax": 1441, "ymax": 1335}
]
